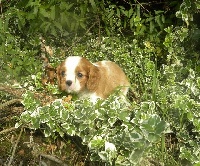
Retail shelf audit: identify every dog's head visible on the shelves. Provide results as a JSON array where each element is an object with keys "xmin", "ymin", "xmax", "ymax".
[{"xmin": 57, "ymin": 56, "xmax": 100, "ymax": 94}]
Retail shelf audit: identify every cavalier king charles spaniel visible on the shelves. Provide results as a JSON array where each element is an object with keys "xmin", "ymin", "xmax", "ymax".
[{"xmin": 57, "ymin": 56, "xmax": 130, "ymax": 102}]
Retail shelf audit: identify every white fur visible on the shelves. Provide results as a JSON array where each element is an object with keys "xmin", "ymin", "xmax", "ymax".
[{"xmin": 64, "ymin": 56, "xmax": 81, "ymax": 93}]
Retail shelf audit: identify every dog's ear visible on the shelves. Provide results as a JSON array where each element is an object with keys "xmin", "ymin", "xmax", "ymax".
[
  {"xmin": 56, "ymin": 65, "xmax": 61, "ymax": 89},
  {"xmin": 87, "ymin": 65, "xmax": 100, "ymax": 91}
]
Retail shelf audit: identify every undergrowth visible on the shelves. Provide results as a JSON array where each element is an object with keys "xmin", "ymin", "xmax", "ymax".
[
  {"xmin": 14, "ymin": 27, "xmax": 200, "ymax": 165},
  {"xmin": 0, "ymin": 1, "xmax": 200, "ymax": 165}
]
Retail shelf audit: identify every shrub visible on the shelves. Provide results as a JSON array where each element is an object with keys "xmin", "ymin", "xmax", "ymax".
[
  {"xmin": 16, "ymin": 29, "xmax": 200, "ymax": 164},
  {"xmin": 16, "ymin": 91, "xmax": 167, "ymax": 165},
  {"xmin": 1, "ymin": 0, "xmax": 199, "ymax": 165}
]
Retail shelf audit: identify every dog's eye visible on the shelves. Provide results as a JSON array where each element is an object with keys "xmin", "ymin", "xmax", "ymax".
[
  {"xmin": 77, "ymin": 72, "xmax": 83, "ymax": 78},
  {"xmin": 61, "ymin": 71, "xmax": 65, "ymax": 77}
]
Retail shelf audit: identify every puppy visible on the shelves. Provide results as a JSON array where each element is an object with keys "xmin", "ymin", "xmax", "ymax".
[{"xmin": 57, "ymin": 56, "xmax": 130, "ymax": 101}]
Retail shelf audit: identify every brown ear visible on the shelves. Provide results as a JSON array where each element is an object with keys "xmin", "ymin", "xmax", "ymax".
[
  {"xmin": 87, "ymin": 65, "xmax": 100, "ymax": 91},
  {"xmin": 56, "ymin": 65, "xmax": 61, "ymax": 89}
]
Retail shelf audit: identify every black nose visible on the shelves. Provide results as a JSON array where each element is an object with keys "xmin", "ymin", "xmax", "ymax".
[{"xmin": 66, "ymin": 80, "xmax": 72, "ymax": 86}]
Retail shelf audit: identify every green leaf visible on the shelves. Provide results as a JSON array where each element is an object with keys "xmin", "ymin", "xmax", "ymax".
[
  {"xmin": 119, "ymin": 111, "xmax": 129, "ymax": 121},
  {"xmin": 89, "ymin": 0, "xmax": 97, "ymax": 10},
  {"xmin": 39, "ymin": 8, "xmax": 49, "ymax": 18},
  {"xmin": 105, "ymin": 27, "xmax": 110, "ymax": 36},
  {"xmin": 41, "ymin": 22, "xmax": 51, "ymax": 33},
  {"xmin": 90, "ymin": 139, "xmax": 105, "ymax": 149},
  {"xmin": 161, "ymin": 14, "xmax": 165, "ymax": 23},
  {"xmin": 155, "ymin": 10, "xmax": 164, "ymax": 15},
  {"xmin": 116, "ymin": 8, "xmax": 120, "ymax": 17},
  {"xmin": 136, "ymin": 4, "xmax": 140, "ymax": 18},
  {"xmin": 147, "ymin": 133, "xmax": 159, "ymax": 142},
  {"xmin": 33, "ymin": 6, "xmax": 39, "ymax": 15},
  {"xmin": 129, "ymin": 149, "xmax": 143, "ymax": 163},
  {"xmin": 79, "ymin": 124, "xmax": 88, "ymax": 131},
  {"xmin": 108, "ymin": 117, "xmax": 117, "ymax": 126},
  {"xmin": 155, "ymin": 120, "xmax": 167, "ymax": 135},
  {"xmin": 130, "ymin": 16, "xmax": 134, "ymax": 28},
  {"xmin": 155, "ymin": 15, "xmax": 163, "ymax": 29},
  {"xmin": 67, "ymin": 125, "xmax": 76, "ymax": 135},
  {"xmin": 128, "ymin": 8, "xmax": 133, "ymax": 18},
  {"xmin": 98, "ymin": 151, "xmax": 108, "ymax": 161},
  {"xmin": 150, "ymin": 20, "xmax": 154, "ymax": 33},
  {"xmin": 194, "ymin": 162, "xmax": 200, "ymax": 166},
  {"xmin": 196, "ymin": 2, "xmax": 200, "ymax": 9},
  {"xmin": 54, "ymin": 21, "xmax": 63, "ymax": 31},
  {"xmin": 129, "ymin": 132, "xmax": 143, "ymax": 141},
  {"xmin": 108, "ymin": 9, "xmax": 114, "ymax": 19},
  {"xmin": 31, "ymin": 117, "xmax": 40, "ymax": 129},
  {"xmin": 50, "ymin": 6, "xmax": 56, "ymax": 20},
  {"xmin": 65, "ymin": 3, "xmax": 74, "ymax": 11},
  {"xmin": 120, "ymin": 8, "xmax": 128, "ymax": 17}
]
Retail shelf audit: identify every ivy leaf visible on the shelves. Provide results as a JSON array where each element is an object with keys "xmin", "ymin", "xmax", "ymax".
[
  {"xmin": 129, "ymin": 149, "xmax": 143, "ymax": 163},
  {"xmin": 90, "ymin": 139, "xmax": 105, "ymax": 149},
  {"xmin": 147, "ymin": 133, "xmax": 159, "ymax": 142},
  {"xmin": 98, "ymin": 151, "xmax": 108, "ymax": 161},
  {"xmin": 155, "ymin": 120, "xmax": 167, "ymax": 135},
  {"xmin": 118, "ymin": 111, "xmax": 129, "ymax": 121},
  {"xmin": 129, "ymin": 132, "xmax": 143, "ymax": 141},
  {"xmin": 79, "ymin": 124, "xmax": 88, "ymax": 131}
]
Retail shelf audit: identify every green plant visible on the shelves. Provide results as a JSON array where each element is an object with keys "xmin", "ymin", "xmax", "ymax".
[
  {"xmin": 1, "ymin": 0, "xmax": 200, "ymax": 165},
  {"xmin": 176, "ymin": 0, "xmax": 200, "ymax": 26},
  {"xmin": 15, "ymin": 31, "xmax": 200, "ymax": 164},
  {"xmin": 16, "ymin": 90, "xmax": 167, "ymax": 165}
]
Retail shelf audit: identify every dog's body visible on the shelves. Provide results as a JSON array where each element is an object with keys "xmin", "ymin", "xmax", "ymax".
[{"xmin": 57, "ymin": 56, "xmax": 130, "ymax": 101}]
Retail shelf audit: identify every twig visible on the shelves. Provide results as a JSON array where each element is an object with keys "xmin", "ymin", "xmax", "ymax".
[
  {"xmin": 66, "ymin": 20, "xmax": 98, "ymax": 52},
  {"xmin": 122, "ymin": 0, "xmax": 150, "ymax": 13},
  {"xmin": 40, "ymin": 153, "xmax": 67, "ymax": 165},
  {"xmin": 0, "ymin": 127, "xmax": 16, "ymax": 135},
  {"xmin": 135, "ymin": 0, "xmax": 149, "ymax": 13},
  {"xmin": 0, "ymin": 83, "xmax": 57, "ymax": 106},
  {"xmin": 7, "ymin": 127, "xmax": 24, "ymax": 166},
  {"xmin": 0, "ymin": 99, "xmax": 22, "ymax": 110},
  {"xmin": 0, "ymin": 84, "xmax": 24, "ymax": 98}
]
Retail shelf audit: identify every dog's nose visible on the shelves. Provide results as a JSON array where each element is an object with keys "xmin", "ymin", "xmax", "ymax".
[{"xmin": 66, "ymin": 80, "xmax": 72, "ymax": 86}]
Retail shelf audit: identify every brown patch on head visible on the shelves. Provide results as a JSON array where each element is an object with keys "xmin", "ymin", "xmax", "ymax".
[
  {"xmin": 56, "ymin": 61, "xmax": 67, "ymax": 91},
  {"xmin": 87, "ymin": 65, "xmax": 100, "ymax": 92},
  {"xmin": 70, "ymin": 57, "xmax": 100, "ymax": 93}
]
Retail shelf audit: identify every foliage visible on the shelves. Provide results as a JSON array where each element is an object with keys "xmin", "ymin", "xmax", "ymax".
[
  {"xmin": 17, "ymin": 91, "xmax": 168, "ymax": 165},
  {"xmin": 16, "ymin": 29, "xmax": 200, "ymax": 164},
  {"xmin": 1, "ymin": 0, "xmax": 200, "ymax": 165},
  {"xmin": 176, "ymin": 0, "xmax": 200, "ymax": 26}
]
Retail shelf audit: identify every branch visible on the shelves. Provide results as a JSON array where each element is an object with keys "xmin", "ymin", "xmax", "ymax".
[
  {"xmin": 7, "ymin": 127, "xmax": 24, "ymax": 166},
  {"xmin": 39, "ymin": 153, "xmax": 67, "ymax": 165},
  {"xmin": 66, "ymin": 20, "xmax": 99, "ymax": 52},
  {"xmin": 0, "ymin": 84, "xmax": 57, "ymax": 106},
  {"xmin": 0, "ymin": 99, "xmax": 22, "ymax": 110},
  {"xmin": 0, "ymin": 127, "xmax": 16, "ymax": 135},
  {"xmin": 0, "ymin": 84, "xmax": 24, "ymax": 98}
]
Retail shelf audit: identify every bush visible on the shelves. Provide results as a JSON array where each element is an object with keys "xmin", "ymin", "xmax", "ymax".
[
  {"xmin": 1, "ymin": 0, "xmax": 199, "ymax": 165},
  {"xmin": 16, "ymin": 29, "xmax": 200, "ymax": 164},
  {"xmin": 16, "ymin": 91, "xmax": 167, "ymax": 165}
]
